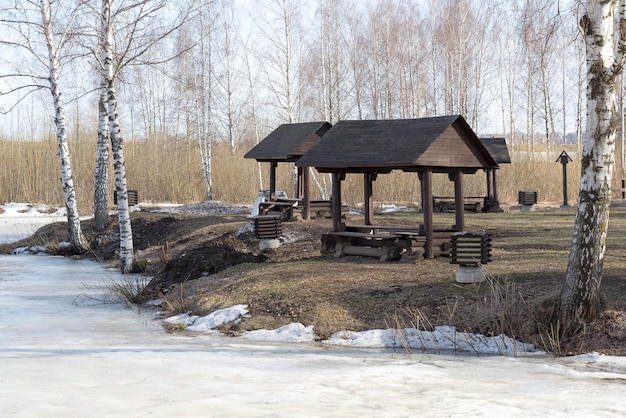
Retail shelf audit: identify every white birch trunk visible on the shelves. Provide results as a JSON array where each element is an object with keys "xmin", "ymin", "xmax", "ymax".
[
  {"xmin": 40, "ymin": 0, "xmax": 88, "ymax": 253},
  {"xmin": 102, "ymin": 0, "xmax": 133, "ymax": 273},
  {"xmin": 559, "ymin": 0, "xmax": 626, "ymax": 333},
  {"xmin": 198, "ymin": 6, "xmax": 213, "ymax": 201},
  {"xmin": 93, "ymin": 0, "xmax": 112, "ymax": 232},
  {"xmin": 108, "ymin": 83, "xmax": 134, "ymax": 274},
  {"xmin": 93, "ymin": 83, "xmax": 110, "ymax": 231}
]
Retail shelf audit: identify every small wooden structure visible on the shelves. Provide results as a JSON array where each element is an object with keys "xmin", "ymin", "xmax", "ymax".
[
  {"xmin": 518, "ymin": 190, "xmax": 538, "ymax": 206},
  {"xmin": 297, "ymin": 115, "xmax": 497, "ymax": 259},
  {"xmin": 479, "ymin": 137, "xmax": 511, "ymax": 212},
  {"xmin": 451, "ymin": 231, "xmax": 492, "ymax": 266},
  {"xmin": 254, "ymin": 215, "xmax": 282, "ymax": 239},
  {"xmin": 114, "ymin": 190, "xmax": 139, "ymax": 206},
  {"xmin": 244, "ymin": 122, "xmax": 332, "ymax": 220}
]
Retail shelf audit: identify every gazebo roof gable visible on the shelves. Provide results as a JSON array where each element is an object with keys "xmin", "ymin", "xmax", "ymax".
[
  {"xmin": 479, "ymin": 137, "xmax": 511, "ymax": 165},
  {"xmin": 244, "ymin": 121, "xmax": 332, "ymax": 162},
  {"xmin": 296, "ymin": 115, "xmax": 496, "ymax": 170}
]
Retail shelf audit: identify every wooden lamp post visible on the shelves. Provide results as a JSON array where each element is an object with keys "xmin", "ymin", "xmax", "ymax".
[{"xmin": 557, "ymin": 150, "xmax": 573, "ymax": 208}]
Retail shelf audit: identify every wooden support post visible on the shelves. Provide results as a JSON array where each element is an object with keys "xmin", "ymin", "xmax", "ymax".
[
  {"xmin": 297, "ymin": 166, "xmax": 304, "ymax": 199},
  {"xmin": 269, "ymin": 161, "xmax": 278, "ymax": 199},
  {"xmin": 492, "ymin": 169, "xmax": 499, "ymax": 202},
  {"xmin": 364, "ymin": 172, "xmax": 374, "ymax": 226},
  {"xmin": 303, "ymin": 167, "xmax": 311, "ymax": 220},
  {"xmin": 485, "ymin": 169, "xmax": 492, "ymax": 199},
  {"xmin": 331, "ymin": 171, "xmax": 345, "ymax": 232},
  {"xmin": 422, "ymin": 168, "xmax": 434, "ymax": 259},
  {"xmin": 454, "ymin": 169, "xmax": 465, "ymax": 232}
]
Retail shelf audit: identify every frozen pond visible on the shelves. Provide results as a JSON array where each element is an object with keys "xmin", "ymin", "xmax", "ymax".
[{"xmin": 1, "ymin": 254, "xmax": 626, "ymax": 417}]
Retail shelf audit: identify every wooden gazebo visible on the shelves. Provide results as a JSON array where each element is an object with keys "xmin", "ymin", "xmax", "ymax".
[
  {"xmin": 296, "ymin": 115, "xmax": 497, "ymax": 258},
  {"xmin": 244, "ymin": 121, "xmax": 332, "ymax": 220},
  {"xmin": 479, "ymin": 137, "xmax": 511, "ymax": 212}
]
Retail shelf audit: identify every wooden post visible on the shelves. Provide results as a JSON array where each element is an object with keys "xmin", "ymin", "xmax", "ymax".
[
  {"xmin": 331, "ymin": 171, "xmax": 345, "ymax": 232},
  {"xmin": 562, "ymin": 161, "xmax": 568, "ymax": 206},
  {"xmin": 303, "ymin": 166, "xmax": 310, "ymax": 220},
  {"xmin": 422, "ymin": 168, "xmax": 434, "ymax": 258},
  {"xmin": 297, "ymin": 166, "xmax": 304, "ymax": 199},
  {"xmin": 485, "ymin": 169, "xmax": 492, "ymax": 199},
  {"xmin": 492, "ymin": 169, "xmax": 499, "ymax": 202},
  {"xmin": 454, "ymin": 168, "xmax": 464, "ymax": 232},
  {"xmin": 269, "ymin": 161, "xmax": 277, "ymax": 199},
  {"xmin": 364, "ymin": 172, "xmax": 374, "ymax": 225},
  {"xmin": 556, "ymin": 151, "xmax": 572, "ymax": 207}
]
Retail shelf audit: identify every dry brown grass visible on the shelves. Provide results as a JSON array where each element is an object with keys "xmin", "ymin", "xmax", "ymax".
[
  {"xmin": 1, "ymin": 133, "xmax": 623, "ymax": 216},
  {"xmin": 148, "ymin": 207, "xmax": 626, "ymax": 351}
]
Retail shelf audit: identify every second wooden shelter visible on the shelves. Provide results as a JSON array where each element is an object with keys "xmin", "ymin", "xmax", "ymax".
[{"xmin": 244, "ymin": 121, "xmax": 332, "ymax": 220}]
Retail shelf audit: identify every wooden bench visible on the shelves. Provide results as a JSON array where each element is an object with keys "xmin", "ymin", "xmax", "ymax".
[
  {"xmin": 292, "ymin": 200, "xmax": 349, "ymax": 220},
  {"xmin": 258, "ymin": 200, "xmax": 296, "ymax": 221},
  {"xmin": 433, "ymin": 197, "xmax": 483, "ymax": 213},
  {"xmin": 321, "ymin": 223, "xmax": 456, "ymax": 262},
  {"xmin": 325, "ymin": 231, "xmax": 401, "ymax": 261},
  {"xmin": 345, "ymin": 225, "xmax": 421, "ymax": 234}
]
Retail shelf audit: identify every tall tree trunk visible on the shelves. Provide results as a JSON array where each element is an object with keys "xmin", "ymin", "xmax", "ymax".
[
  {"xmin": 108, "ymin": 82, "xmax": 134, "ymax": 274},
  {"xmin": 198, "ymin": 4, "xmax": 213, "ymax": 201},
  {"xmin": 40, "ymin": 0, "xmax": 88, "ymax": 253},
  {"xmin": 93, "ymin": 83, "xmax": 110, "ymax": 232},
  {"xmin": 558, "ymin": 0, "xmax": 626, "ymax": 335},
  {"xmin": 101, "ymin": 0, "xmax": 133, "ymax": 273}
]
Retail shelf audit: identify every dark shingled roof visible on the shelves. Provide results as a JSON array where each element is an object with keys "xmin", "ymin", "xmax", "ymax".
[
  {"xmin": 479, "ymin": 137, "xmax": 511, "ymax": 165},
  {"xmin": 296, "ymin": 115, "xmax": 497, "ymax": 172},
  {"xmin": 244, "ymin": 121, "xmax": 332, "ymax": 162}
]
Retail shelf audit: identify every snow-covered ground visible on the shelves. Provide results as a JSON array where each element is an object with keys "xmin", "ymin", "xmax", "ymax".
[
  {"xmin": 2, "ymin": 202, "xmax": 626, "ymax": 417},
  {"xmin": 0, "ymin": 203, "xmax": 67, "ymax": 244}
]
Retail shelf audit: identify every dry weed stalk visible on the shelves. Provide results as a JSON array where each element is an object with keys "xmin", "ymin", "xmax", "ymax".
[{"xmin": 0, "ymin": 138, "xmax": 610, "ymax": 209}]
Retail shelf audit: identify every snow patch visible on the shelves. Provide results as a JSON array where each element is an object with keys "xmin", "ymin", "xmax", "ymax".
[
  {"xmin": 169, "ymin": 304, "xmax": 250, "ymax": 332},
  {"xmin": 242, "ymin": 323, "xmax": 318, "ymax": 343},
  {"xmin": 325, "ymin": 326, "xmax": 536, "ymax": 355},
  {"xmin": 167, "ymin": 305, "xmax": 536, "ymax": 355}
]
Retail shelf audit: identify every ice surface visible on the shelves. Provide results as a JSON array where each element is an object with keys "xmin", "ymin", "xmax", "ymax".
[
  {"xmin": 2, "ymin": 205, "xmax": 626, "ymax": 417},
  {"xmin": 2, "ymin": 254, "xmax": 626, "ymax": 417}
]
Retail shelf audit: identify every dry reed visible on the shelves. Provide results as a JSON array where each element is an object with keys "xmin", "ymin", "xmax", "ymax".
[{"xmin": 1, "ymin": 133, "xmax": 622, "ymax": 214}]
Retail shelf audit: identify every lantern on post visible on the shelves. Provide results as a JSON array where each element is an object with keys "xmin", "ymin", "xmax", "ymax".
[
  {"xmin": 451, "ymin": 231, "xmax": 492, "ymax": 283},
  {"xmin": 556, "ymin": 151, "xmax": 573, "ymax": 208}
]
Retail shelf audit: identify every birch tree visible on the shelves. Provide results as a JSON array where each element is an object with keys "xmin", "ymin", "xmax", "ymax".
[
  {"xmin": 256, "ymin": 0, "xmax": 305, "ymax": 196},
  {"xmin": 41, "ymin": 0, "xmax": 89, "ymax": 253},
  {"xmin": 93, "ymin": 12, "xmax": 110, "ymax": 232},
  {"xmin": 190, "ymin": 0, "xmax": 216, "ymax": 200},
  {"xmin": 94, "ymin": 0, "xmax": 192, "ymax": 272},
  {"xmin": 557, "ymin": 0, "xmax": 626, "ymax": 335},
  {"xmin": 0, "ymin": 0, "xmax": 89, "ymax": 253},
  {"xmin": 98, "ymin": 0, "xmax": 135, "ymax": 273}
]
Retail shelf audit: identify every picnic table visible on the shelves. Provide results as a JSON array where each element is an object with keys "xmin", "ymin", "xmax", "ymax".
[{"xmin": 258, "ymin": 200, "xmax": 297, "ymax": 221}]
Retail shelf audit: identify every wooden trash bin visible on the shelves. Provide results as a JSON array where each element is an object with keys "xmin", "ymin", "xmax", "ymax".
[
  {"xmin": 518, "ymin": 190, "xmax": 537, "ymax": 206},
  {"xmin": 253, "ymin": 215, "xmax": 282, "ymax": 239},
  {"xmin": 451, "ymin": 231, "xmax": 492, "ymax": 266},
  {"xmin": 113, "ymin": 190, "xmax": 139, "ymax": 206}
]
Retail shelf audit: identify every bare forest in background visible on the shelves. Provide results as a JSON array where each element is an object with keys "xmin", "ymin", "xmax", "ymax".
[{"xmin": 2, "ymin": 0, "xmax": 626, "ymax": 211}]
